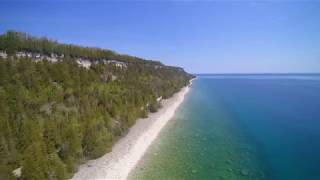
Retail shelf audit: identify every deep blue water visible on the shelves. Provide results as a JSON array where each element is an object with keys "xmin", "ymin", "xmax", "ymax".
[
  {"xmin": 202, "ymin": 74, "xmax": 320, "ymax": 179},
  {"xmin": 132, "ymin": 74, "xmax": 320, "ymax": 179}
]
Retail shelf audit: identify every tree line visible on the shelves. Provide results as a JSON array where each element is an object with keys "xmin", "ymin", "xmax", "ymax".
[
  {"xmin": 0, "ymin": 30, "xmax": 162, "ymax": 65},
  {"xmin": 0, "ymin": 31, "xmax": 194, "ymax": 179}
]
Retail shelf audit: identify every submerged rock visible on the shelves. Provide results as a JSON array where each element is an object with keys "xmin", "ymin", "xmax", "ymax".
[
  {"xmin": 209, "ymin": 163, "xmax": 215, "ymax": 169},
  {"xmin": 240, "ymin": 169, "xmax": 249, "ymax": 176}
]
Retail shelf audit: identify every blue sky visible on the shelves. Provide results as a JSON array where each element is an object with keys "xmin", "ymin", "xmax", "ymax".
[{"xmin": 1, "ymin": 1, "xmax": 320, "ymax": 73}]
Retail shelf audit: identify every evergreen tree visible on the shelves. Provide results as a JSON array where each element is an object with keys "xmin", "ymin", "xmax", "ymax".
[{"xmin": 0, "ymin": 31, "xmax": 194, "ymax": 179}]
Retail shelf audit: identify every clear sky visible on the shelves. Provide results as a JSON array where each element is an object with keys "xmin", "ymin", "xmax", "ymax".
[{"xmin": 1, "ymin": 1, "xmax": 320, "ymax": 73}]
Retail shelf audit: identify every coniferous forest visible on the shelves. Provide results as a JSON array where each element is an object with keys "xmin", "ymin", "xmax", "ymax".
[{"xmin": 0, "ymin": 31, "xmax": 193, "ymax": 179}]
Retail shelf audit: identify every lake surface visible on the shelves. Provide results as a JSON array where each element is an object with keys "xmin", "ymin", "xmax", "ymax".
[{"xmin": 130, "ymin": 74, "xmax": 320, "ymax": 180}]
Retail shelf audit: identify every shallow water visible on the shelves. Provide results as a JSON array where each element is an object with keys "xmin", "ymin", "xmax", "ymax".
[{"xmin": 130, "ymin": 74, "xmax": 320, "ymax": 180}]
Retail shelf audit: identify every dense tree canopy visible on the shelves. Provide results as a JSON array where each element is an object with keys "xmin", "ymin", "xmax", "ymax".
[
  {"xmin": 0, "ymin": 31, "xmax": 193, "ymax": 179},
  {"xmin": 0, "ymin": 30, "xmax": 162, "ymax": 65}
]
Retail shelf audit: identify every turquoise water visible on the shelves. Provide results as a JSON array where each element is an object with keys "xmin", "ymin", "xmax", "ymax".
[{"xmin": 131, "ymin": 74, "xmax": 320, "ymax": 180}]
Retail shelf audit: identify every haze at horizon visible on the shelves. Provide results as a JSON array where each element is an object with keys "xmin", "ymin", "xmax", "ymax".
[{"xmin": 1, "ymin": 1, "xmax": 320, "ymax": 73}]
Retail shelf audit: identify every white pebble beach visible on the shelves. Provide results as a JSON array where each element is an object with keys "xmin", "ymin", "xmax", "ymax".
[{"xmin": 71, "ymin": 82, "xmax": 192, "ymax": 180}]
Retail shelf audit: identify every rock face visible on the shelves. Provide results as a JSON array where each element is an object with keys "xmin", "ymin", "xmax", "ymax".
[
  {"xmin": 0, "ymin": 51, "xmax": 7, "ymax": 58},
  {"xmin": 12, "ymin": 167, "xmax": 22, "ymax": 178},
  {"xmin": 0, "ymin": 50, "xmax": 132, "ymax": 70},
  {"xmin": 76, "ymin": 58, "xmax": 92, "ymax": 68}
]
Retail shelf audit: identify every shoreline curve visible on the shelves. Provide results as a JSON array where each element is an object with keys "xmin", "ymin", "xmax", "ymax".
[{"xmin": 71, "ymin": 80, "xmax": 193, "ymax": 180}]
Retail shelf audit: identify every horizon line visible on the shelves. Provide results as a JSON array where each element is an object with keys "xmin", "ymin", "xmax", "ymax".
[{"xmin": 193, "ymin": 73, "xmax": 320, "ymax": 75}]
